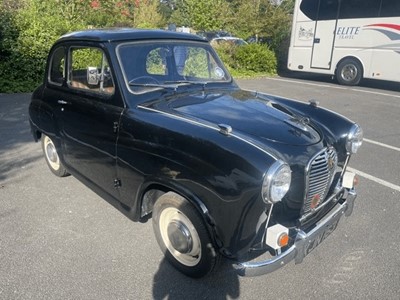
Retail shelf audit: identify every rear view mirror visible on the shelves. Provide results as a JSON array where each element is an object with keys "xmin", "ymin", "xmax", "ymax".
[{"xmin": 87, "ymin": 67, "xmax": 99, "ymax": 85}]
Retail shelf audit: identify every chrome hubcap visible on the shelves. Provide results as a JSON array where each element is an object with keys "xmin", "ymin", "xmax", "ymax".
[
  {"xmin": 46, "ymin": 143, "xmax": 57, "ymax": 163},
  {"xmin": 44, "ymin": 136, "xmax": 60, "ymax": 170},
  {"xmin": 167, "ymin": 220, "xmax": 193, "ymax": 254},
  {"xmin": 159, "ymin": 207, "xmax": 201, "ymax": 266},
  {"xmin": 341, "ymin": 64, "xmax": 358, "ymax": 82}
]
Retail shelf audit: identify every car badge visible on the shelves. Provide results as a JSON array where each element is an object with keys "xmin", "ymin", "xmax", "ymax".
[
  {"xmin": 310, "ymin": 194, "xmax": 321, "ymax": 209},
  {"xmin": 328, "ymin": 157, "xmax": 336, "ymax": 169}
]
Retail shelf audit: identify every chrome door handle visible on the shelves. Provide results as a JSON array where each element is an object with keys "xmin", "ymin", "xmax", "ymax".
[{"xmin": 57, "ymin": 100, "xmax": 69, "ymax": 105}]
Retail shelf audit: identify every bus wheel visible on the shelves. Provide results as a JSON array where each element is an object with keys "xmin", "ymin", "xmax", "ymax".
[{"xmin": 336, "ymin": 58, "xmax": 363, "ymax": 86}]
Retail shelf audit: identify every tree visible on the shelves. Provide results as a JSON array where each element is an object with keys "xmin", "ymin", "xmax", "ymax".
[
  {"xmin": 134, "ymin": 0, "xmax": 164, "ymax": 28},
  {"xmin": 227, "ymin": 0, "xmax": 269, "ymax": 39},
  {"xmin": 170, "ymin": 0, "xmax": 231, "ymax": 31},
  {"xmin": 0, "ymin": 0, "xmax": 164, "ymax": 92}
]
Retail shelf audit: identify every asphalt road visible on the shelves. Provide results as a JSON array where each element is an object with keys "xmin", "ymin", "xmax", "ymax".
[{"xmin": 1, "ymin": 75, "xmax": 399, "ymax": 299}]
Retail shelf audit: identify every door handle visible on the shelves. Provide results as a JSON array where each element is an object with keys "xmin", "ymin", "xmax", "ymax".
[{"xmin": 314, "ymin": 38, "xmax": 320, "ymax": 44}]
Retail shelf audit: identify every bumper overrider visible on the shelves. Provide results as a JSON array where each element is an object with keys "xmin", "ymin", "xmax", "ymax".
[{"xmin": 234, "ymin": 189, "xmax": 357, "ymax": 277}]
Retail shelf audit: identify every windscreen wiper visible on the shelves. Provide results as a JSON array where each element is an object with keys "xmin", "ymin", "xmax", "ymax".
[
  {"xmin": 164, "ymin": 80, "xmax": 208, "ymax": 87},
  {"xmin": 128, "ymin": 82, "xmax": 179, "ymax": 90}
]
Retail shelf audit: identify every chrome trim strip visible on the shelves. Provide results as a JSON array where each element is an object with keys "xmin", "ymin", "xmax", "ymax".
[
  {"xmin": 229, "ymin": 133, "xmax": 279, "ymax": 161},
  {"xmin": 233, "ymin": 189, "xmax": 357, "ymax": 277},
  {"xmin": 137, "ymin": 105, "xmax": 278, "ymax": 160},
  {"xmin": 138, "ymin": 105, "xmax": 217, "ymax": 131},
  {"xmin": 261, "ymin": 204, "xmax": 274, "ymax": 245},
  {"xmin": 340, "ymin": 155, "xmax": 351, "ymax": 178}
]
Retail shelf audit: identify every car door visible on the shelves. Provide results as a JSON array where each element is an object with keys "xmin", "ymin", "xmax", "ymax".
[{"xmin": 50, "ymin": 45, "xmax": 123, "ymax": 200}]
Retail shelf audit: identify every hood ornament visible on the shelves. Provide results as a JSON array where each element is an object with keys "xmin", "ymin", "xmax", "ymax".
[{"xmin": 285, "ymin": 115, "xmax": 310, "ymax": 132}]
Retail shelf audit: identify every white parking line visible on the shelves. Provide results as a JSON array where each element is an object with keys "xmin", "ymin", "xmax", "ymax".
[
  {"xmin": 351, "ymin": 88, "xmax": 400, "ymax": 99},
  {"xmin": 267, "ymin": 77, "xmax": 347, "ymax": 90},
  {"xmin": 364, "ymin": 138, "xmax": 400, "ymax": 152},
  {"xmin": 347, "ymin": 167, "xmax": 400, "ymax": 192},
  {"xmin": 267, "ymin": 77, "xmax": 400, "ymax": 99}
]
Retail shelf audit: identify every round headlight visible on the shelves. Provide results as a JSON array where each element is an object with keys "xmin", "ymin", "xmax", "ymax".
[
  {"xmin": 262, "ymin": 161, "xmax": 292, "ymax": 204},
  {"xmin": 346, "ymin": 124, "xmax": 363, "ymax": 154}
]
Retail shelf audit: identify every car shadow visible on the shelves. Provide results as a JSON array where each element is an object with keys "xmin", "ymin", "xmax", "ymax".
[
  {"xmin": 0, "ymin": 93, "xmax": 42, "ymax": 182},
  {"xmin": 152, "ymin": 258, "xmax": 241, "ymax": 299},
  {"xmin": 278, "ymin": 70, "xmax": 400, "ymax": 92}
]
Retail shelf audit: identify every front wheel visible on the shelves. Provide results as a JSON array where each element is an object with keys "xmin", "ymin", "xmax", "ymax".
[
  {"xmin": 336, "ymin": 58, "xmax": 363, "ymax": 86},
  {"xmin": 152, "ymin": 192, "xmax": 220, "ymax": 278},
  {"xmin": 41, "ymin": 134, "xmax": 69, "ymax": 177}
]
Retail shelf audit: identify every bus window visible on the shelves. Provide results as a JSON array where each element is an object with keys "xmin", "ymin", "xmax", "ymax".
[
  {"xmin": 300, "ymin": 0, "xmax": 339, "ymax": 21},
  {"xmin": 380, "ymin": 0, "xmax": 400, "ymax": 18},
  {"xmin": 339, "ymin": 0, "xmax": 380, "ymax": 19},
  {"xmin": 300, "ymin": 0, "xmax": 319, "ymax": 20},
  {"xmin": 318, "ymin": 0, "xmax": 339, "ymax": 20}
]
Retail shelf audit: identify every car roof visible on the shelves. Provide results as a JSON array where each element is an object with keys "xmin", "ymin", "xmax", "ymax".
[{"xmin": 57, "ymin": 28, "xmax": 207, "ymax": 43}]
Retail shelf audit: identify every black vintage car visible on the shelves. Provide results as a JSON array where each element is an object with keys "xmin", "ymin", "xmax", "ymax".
[{"xmin": 29, "ymin": 29, "xmax": 363, "ymax": 278}]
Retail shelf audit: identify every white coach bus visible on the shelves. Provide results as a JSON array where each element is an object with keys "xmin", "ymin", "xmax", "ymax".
[{"xmin": 287, "ymin": 0, "xmax": 400, "ymax": 85}]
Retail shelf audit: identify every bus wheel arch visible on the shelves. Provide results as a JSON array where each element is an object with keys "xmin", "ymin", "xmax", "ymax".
[{"xmin": 335, "ymin": 57, "xmax": 364, "ymax": 86}]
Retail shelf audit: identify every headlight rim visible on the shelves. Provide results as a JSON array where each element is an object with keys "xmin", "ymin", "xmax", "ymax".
[
  {"xmin": 346, "ymin": 123, "xmax": 363, "ymax": 154},
  {"xmin": 262, "ymin": 160, "xmax": 292, "ymax": 204}
]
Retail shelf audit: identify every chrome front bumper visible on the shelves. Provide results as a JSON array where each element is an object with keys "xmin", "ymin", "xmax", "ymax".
[{"xmin": 234, "ymin": 189, "xmax": 357, "ymax": 277}]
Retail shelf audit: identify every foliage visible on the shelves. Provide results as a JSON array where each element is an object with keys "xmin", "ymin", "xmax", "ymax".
[
  {"xmin": 134, "ymin": 0, "xmax": 164, "ymax": 28},
  {"xmin": 234, "ymin": 44, "xmax": 276, "ymax": 73},
  {"xmin": 226, "ymin": 0, "xmax": 269, "ymax": 39},
  {"xmin": 170, "ymin": 0, "xmax": 230, "ymax": 31},
  {"xmin": 0, "ymin": 0, "xmax": 295, "ymax": 92},
  {"xmin": 262, "ymin": 0, "xmax": 294, "ymax": 70},
  {"xmin": 0, "ymin": 0, "xmax": 163, "ymax": 92},
  {"xmin": 215, "ymin": 43, "xmax": 276, "ymax": 77}
]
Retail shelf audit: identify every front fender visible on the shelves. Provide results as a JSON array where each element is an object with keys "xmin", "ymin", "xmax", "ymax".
[{"xmin": 117, "ymin": 108, "xmax": 275, "ymax": 257}]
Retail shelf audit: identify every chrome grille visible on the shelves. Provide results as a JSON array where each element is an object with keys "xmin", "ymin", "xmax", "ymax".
[{"xmin": 303, "ymin": 148, "xmax": 338, "ymax": 213}]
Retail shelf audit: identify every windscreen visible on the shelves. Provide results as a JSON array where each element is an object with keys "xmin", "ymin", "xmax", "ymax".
[{"xmin": 117, "ymin": 40, "xmax": 231, "ymax": 94}]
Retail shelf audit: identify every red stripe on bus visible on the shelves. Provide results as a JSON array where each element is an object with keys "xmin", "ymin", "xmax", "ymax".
[{"xmin": 366, "ymin": 24, "xmax": 400, "ymax": 31}]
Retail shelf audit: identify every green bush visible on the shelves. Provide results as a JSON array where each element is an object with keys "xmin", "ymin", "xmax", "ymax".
[
  {"xmin": 214, "ymin": 43, "xmax": 277, "ymax": 77},
  {"xmin": 234, "ymin": 44, "xmax": 276, "ymax": 74}
]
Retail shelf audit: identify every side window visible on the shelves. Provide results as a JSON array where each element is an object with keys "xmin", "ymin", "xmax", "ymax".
[
  {"xmin": 183, "ymin": 47, "xmax": 223, "ymax": 80},
  {"xmin": 380, "ymin": 0, "xmax": 400, "ymax": 17},
  {"xmin": 318, "ymin": 0, "xmax": 339, "ymax": 21},
  {"xmin": 49, "ymin": 47, "xmax": 66, "ymax": 85},
  {"xmin": 147, "ymin": 48, "xmax": 168, "ymax": 75},
  {"xmin": 300, "ymin": 0, "xmax": 318, "ymax": 20},
  {"xmin": 69, "ymin": 47, "xmax": 114, "ymax": 95},
  {"xmin": 300, "ymin": 0, "xmax": 339, "ymax": 21},
  {"xmin": 339, "ymin": 0, "xmax": 380, "ymax": 19}
]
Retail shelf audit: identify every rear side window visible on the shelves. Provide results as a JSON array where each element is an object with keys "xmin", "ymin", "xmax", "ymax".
[
  {"xmin": 380, "ymin": 0, "xmax": 400, "ymax": 17},
  {"xmin": 68, "ymin": 47, "xmax": 115, "ymax": 95},
  {"xmin": 300, "ymin": 0, "xmax": 382, "ymax": 20},
  {"xmin": 339, "ymin": 0, "xmax": 380, "ymax": 19},
  {"xmin": 300, "ymin": 0, "xmax": 339, "ymax": 21},
  {"xmin": 49, "ymin": 47, "xmax": 66, "ymax": 85}
]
